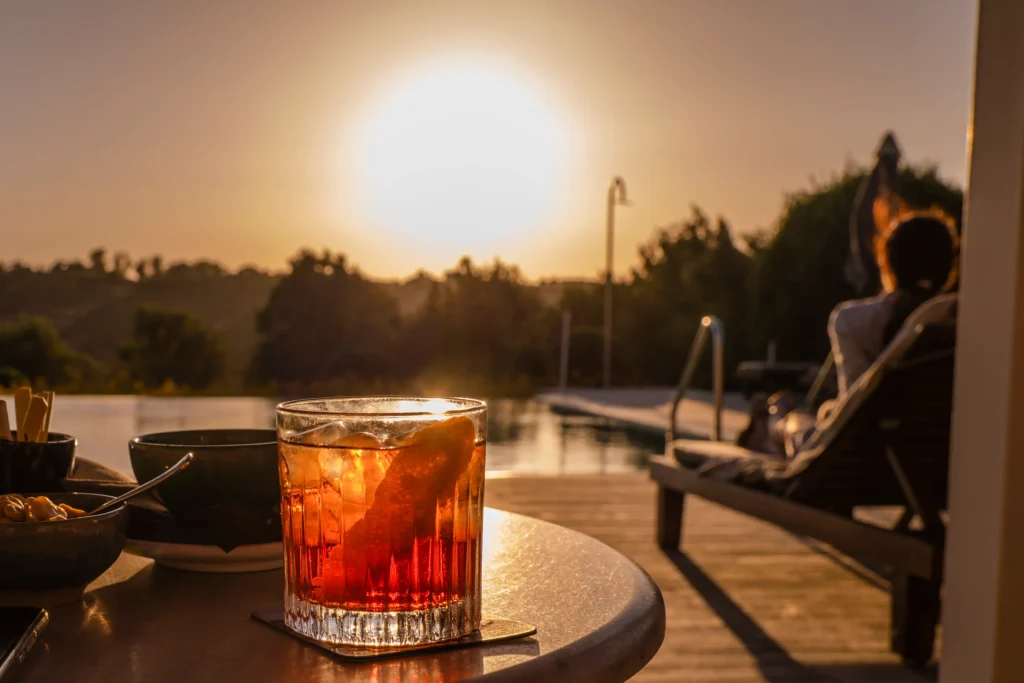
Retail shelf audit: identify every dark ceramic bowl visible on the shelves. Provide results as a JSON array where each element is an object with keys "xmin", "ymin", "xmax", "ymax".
[
  {"xmin": 0, "ymin": 433, "xmax": 76, "ymax": 495},
  {"xmin": 0, "ymin": 492, "xmax": 127, "ymax": 590},
  {"xmin": 128, "ymin": 429, "xmax": 280, "ymax": 550}
]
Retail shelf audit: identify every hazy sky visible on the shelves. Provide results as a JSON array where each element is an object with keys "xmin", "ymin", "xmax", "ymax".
[{"xmin": 0, "ymin": 1, "xmax": 977, "ymax": 279}]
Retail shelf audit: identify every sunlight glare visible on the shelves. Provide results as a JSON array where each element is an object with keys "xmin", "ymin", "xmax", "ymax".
[
  {"xmin": 395, "ymin": 398, "xmax": 455, "ymax": 415},
  {"xmin": 349, "ymin": 57, "xmax": 570, "ymax": 251}
]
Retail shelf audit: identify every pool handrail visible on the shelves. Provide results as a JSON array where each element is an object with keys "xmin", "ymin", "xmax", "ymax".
[{"xmin": 668, "ymin": 315, "xmax": 724, "ymax": 443}]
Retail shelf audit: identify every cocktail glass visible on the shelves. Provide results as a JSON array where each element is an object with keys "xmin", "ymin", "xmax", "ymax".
[{"xmin": 276, "ymin": 397, "xmax": 486, "ymax": 647}]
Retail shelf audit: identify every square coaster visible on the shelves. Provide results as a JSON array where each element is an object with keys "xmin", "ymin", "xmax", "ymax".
[{"xmin": 251, "ymin": 608, "xmax": 536, "ymax": 661}]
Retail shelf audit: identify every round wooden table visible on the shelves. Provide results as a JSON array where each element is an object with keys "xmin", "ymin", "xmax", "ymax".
[{"xmin": 16, "ymin": 509, "xmax": 665, "ymax": 683}]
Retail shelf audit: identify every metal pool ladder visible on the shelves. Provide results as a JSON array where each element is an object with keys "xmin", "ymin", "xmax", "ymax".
[{"xmin": 668, "ymin": 315, "xmax": 725, "ymax": 444}]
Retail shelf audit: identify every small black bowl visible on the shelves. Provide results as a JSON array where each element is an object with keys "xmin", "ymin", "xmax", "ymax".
[
  {"xmin": 129, "ymin": 429, "xmax": 280, "ymax": 551},
  {"xmin": 0, "ymin": 433, "xmax": 77, "ymax": 495},
  {"xmin": 0, "ymin": 492, "xmax": 128, "ymax": 590}
]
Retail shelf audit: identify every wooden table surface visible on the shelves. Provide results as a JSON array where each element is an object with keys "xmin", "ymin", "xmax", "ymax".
[{"xmin": 14, "ymin": 508, "xmax": 665, "ymax": 683}]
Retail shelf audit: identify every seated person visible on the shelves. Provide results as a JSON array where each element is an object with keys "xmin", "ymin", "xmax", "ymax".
[{"xmin": 745, "ymin": 206, "xmax": 959, "ymax": 458}]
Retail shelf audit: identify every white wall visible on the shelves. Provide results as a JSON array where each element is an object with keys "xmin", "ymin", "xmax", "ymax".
[{"xmin": 941, "ymin": 1, "xmax": 1024, "ymax": 681}]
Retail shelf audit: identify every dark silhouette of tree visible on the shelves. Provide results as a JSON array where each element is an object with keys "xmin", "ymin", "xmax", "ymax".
[
  {"xmin": 559, "ymin": 283, "xmax": 603, "ymax": 329},
  {"xmin": 556, "ymin": 283, "xmax": 604, "ymax": 384},
  {"xmin": 238, "ymin": 266, "xmax": 269, "ymax": 278},
  {"xmin": 616, "ymin": 208, "xmax": 755, "ymax": 385},
  {"xmin": 408, "ymin": 268, "xmax": 437, "ymax": 283},
  {"xmin": 0, "ymin": 252, "xmax": 275, "ymax": 393},
  {"xmin": 248, "ymin": 250, "xmax": 402, "ymax": 387},
  {"xmin": 163, "ymin": 260, "xmax": 228, "ymax": 280},
  {"xmin": 0, "ymin": 317, "xmax": 94, "ymax": 387},
  {"xmin": 151, "ymin": 255, "xmax": 164, "ymax": 277},
  {"xmin": 404, "ymin": 257, "xmax": 559, "ymax": 384},
  {"xmin": 192, "ymin": 260, "xmax": 227, "ymax": 277},
  {"xmin": 50, "ymin": 259, "xmax": 88, "ymax": 274},
  {"xmin": 119, "ymin": 307, "xmax": 225, "ymax": 389},
  {"xmin": 113, "ymin": 252, "xmax": 131, "ymax": 278},
  {"xmin": 89, "ymin": 248, "xmax": 107, "ymax": 274}
]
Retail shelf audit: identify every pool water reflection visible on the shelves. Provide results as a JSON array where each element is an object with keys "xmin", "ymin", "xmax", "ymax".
[
  {"xmin": 13, "ymin": 396, "xmax": 661, "ymax": 476},
  {"xmin": 485, "ymin": 400, "xmax": 662, "ymax": 474}
]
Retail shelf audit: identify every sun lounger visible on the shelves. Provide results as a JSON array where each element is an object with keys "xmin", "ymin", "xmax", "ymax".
[{"xmin": 651, "ymin": 294, "xmax": 957, "ymax": 667}]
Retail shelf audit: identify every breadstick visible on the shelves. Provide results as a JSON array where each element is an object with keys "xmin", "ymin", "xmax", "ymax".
[
  {"xmin": 41, "ymin": 391, "xmax": 54, "ymax": 441},
  {"xmin": 0, "ymin": 400, "xmax": 11, "ymax": 440},
  {"xmin": 13, "ymin": 387, "xmax": 30, "ymax": 441},
  {"xmin": 21, "ymin": 395, "xmax": 49, "ymax": 444}
]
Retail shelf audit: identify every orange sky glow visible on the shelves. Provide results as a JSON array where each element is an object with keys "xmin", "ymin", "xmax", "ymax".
[{"xmin": 0, "ymin": 1, "xmax": 977, "ymax": 280}]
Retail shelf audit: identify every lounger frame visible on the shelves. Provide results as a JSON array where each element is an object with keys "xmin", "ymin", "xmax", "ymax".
[{"xmin": 652, "ymin": 322, "xmax": 955, "ymax": 667}]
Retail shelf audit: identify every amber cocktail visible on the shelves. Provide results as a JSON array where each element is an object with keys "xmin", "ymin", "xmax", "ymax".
[{"xmin": 276, "ymin": 397, "xmax": 486, "ymax": 647}]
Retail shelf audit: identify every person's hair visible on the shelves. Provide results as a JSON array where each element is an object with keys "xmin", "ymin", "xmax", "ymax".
[
  {"xmin": 874, "ymin": 207, "xmax": 959, "ymax": 295},
  {"xmin": 872, "ymin": 193, "xmax": 959, "ymax": 342}
]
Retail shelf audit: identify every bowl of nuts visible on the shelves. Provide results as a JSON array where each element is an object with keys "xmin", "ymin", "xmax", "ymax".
[{"xmin": 0, "ymin": 492, "xmax": 128, "ymax": 590}]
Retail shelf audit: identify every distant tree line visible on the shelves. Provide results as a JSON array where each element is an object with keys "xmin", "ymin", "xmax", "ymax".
[
  {"xmin": 0, "ymin": 308, "xmax": 225, "ymax": 393},
  {"xmin": 0, "ymin": 163, "xmax": 963, "ymax": 395},
  {"xmin": 0, "ymin": 254, "xmax": 254, "ymax": 393}
]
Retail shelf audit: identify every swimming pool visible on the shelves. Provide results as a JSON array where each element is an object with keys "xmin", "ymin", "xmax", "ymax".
[{"xmin": 24, "ymin": 396, "xmax": 663, "ymax": 476}]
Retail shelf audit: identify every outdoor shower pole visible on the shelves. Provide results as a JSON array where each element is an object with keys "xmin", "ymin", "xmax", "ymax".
[{"xmin": 603, "ymin": 176, "xmax": 629, "ymax": 389}]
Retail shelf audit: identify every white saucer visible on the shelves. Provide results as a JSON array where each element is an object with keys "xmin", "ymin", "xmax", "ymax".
[{"xmin": 126, "ymin": 540, "xmax": 283, "ymax": 573}]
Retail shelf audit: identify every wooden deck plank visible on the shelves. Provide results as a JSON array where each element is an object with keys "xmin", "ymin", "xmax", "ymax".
[{"xmin": 485, "ymin": 474, "xmax": 937, "ymax": 682}]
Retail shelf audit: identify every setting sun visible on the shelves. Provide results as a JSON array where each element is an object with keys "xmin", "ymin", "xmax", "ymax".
[{"xmin": 348, "ymin": 57, "xmax": 571, "ymax": 251}]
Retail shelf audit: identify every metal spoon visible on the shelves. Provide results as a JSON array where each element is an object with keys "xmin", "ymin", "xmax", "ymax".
[{"xmin": 91, "ymin": 452, "xmax": 194, "ymax": 515}]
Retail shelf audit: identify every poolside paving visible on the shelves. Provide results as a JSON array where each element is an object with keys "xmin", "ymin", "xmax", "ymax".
[{"xmin": 485, "ymin": 473, "xmax": 938, "ymax": 683}]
